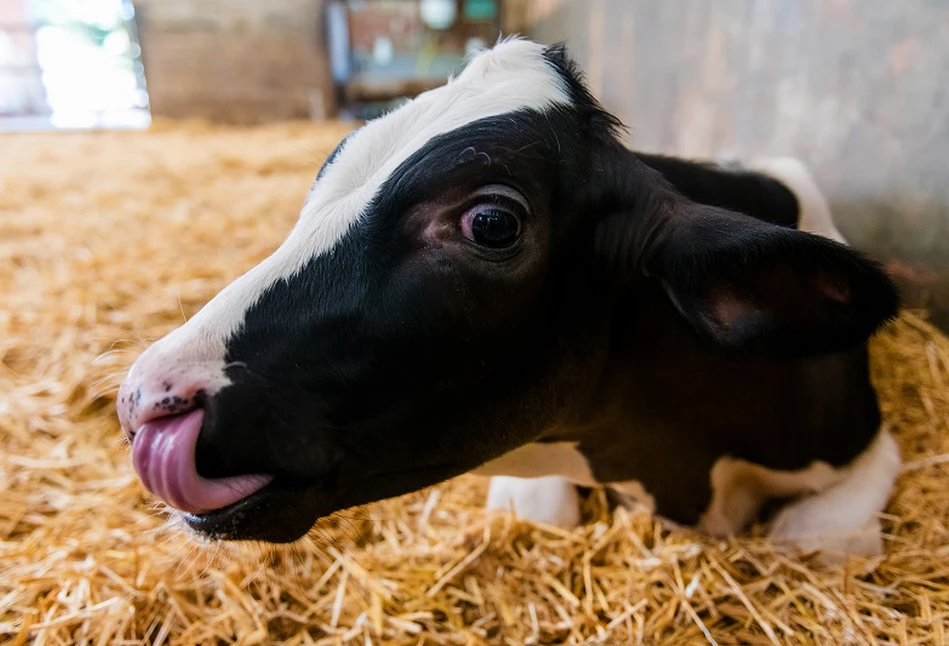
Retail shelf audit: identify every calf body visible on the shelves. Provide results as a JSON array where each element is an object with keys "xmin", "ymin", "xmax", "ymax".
[
  {"xmin": 479, "ymin": 157, "xmax": 900, "ymax": 557},
  {"xmin": 118, "ymin": 39, "xmax": 899, "ymax": 558}
]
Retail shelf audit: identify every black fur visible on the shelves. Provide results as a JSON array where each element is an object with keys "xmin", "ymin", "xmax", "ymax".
[{"xmin": 635, "ymin": 153, "xmax": 799, "ymax": 228}]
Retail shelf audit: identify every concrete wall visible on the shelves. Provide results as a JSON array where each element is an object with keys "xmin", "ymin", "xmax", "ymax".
[
  {"xmin": 526, "ymin": 0, "xmax": 949, "ymax": 327},
  {"xmin": 134, "ymin": 0, "xmax": 333, "ymax": 123},
  {"xmin": 0, "ymin": 0, "xmax": 46, "ymax": 116}
]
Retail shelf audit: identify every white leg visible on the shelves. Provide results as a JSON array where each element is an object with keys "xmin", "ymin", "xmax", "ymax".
[
  {"xmin": 699, "ymin": 455, "xmax": 844, "ymax": 537},
  {"xmin": 768, "ymin": 430, "xmax": 901, "ymax": 562},
  {"xmin": 699, "ymin": 458, "xmax": 767, "ymax": 536},
  {"xmin": 485, "ymin": 475, "xmax": 580, "ymax": 528}
]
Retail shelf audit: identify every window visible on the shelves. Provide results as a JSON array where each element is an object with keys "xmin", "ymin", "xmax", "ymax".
[{"xmin": 0, "ymin": 0, "xmax": 149, "ymax": 130}]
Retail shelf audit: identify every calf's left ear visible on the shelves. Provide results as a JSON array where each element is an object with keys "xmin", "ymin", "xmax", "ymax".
[{"xmin": 598, "ymin": 195, "xmax": 900, "ymax": 359}]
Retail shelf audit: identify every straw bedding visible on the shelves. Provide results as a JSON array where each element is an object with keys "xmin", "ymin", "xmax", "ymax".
[{"xmin": 1, "ymin": 120, "xmax": 948, "ymax": 645}]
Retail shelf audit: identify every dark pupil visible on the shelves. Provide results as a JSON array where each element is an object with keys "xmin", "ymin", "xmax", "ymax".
[{"xmin": 471, "ymin": 209, "xmax": 519, "ymax": 248}]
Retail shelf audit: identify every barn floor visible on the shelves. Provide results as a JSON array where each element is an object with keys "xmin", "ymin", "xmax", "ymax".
[{"xmin": 2, "ymin": 121, "xmax": 949, "ymax": 645}]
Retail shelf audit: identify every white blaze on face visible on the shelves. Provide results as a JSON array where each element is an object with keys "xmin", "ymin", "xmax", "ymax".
[{"xmin": 149, "ymin": 38, "xmax": 572, "ymax": 368}]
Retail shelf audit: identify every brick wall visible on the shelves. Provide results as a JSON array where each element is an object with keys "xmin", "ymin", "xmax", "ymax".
[{"xmin": 134, "ymin": 0, "xmax": 334, "ymax": 123}]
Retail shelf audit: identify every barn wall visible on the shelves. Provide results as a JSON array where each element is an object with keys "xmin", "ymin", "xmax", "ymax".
[
  {"xmin": 133, "ymin": 0, "xmax": 334, "ymax": 124},
  {"xmin": 0, "ymin": 0, "xmax": 46, "ymax": 116},
  {"xmin": 525, "ymin": 0, "xmax": 949, "ymax": 326}
]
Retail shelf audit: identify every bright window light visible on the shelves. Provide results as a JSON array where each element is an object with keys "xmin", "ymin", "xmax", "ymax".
[{"xmin": 0, "ymin": 0, "xmax": 149, "ymax": 130}]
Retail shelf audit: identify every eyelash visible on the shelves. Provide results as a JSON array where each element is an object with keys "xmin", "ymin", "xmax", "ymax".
[{"xmin": 464, "ymin": 193, "xmax": 525, "ymax": 213}]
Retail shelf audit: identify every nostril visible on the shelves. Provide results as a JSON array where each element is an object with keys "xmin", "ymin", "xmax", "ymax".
[
  {"xmin": 142, "ymin": 394, "xmax": 202, "ymax": 424},
  {"xmin": 131, "ymin": 405, "xmax": 199, "ymax": 438},
  {"xmin": 124, "ymin": 387, "xmax": 206, "ymax": 441},
  {"xmin": 153, "ymin": 392, "xmax": 200, "ymax": 417}
]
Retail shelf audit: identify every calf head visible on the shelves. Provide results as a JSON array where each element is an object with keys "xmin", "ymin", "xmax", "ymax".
[{"xmin": 118, "ymin": 39, "xmax": 898, "ymax": 542}]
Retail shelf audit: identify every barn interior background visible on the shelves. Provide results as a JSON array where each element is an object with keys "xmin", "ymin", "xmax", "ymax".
[{"xmin": 2, "ymin": 0, "xmax": 949, "ymax": 643}]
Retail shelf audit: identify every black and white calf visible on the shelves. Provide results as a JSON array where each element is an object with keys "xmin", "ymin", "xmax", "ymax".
[{"xmin": 118, "ymin": 39, "xmax": 900, "ymax": 559}]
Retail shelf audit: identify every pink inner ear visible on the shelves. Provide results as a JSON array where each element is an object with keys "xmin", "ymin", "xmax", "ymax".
[
  {"xmin": 703, "ymin": 288, "xmax": 764, "ymax": 345},
  {"xmin": 816, "ymin": 274, "xmax": 851, "ymax": 303},
  {"xmin": 713, "ymin": 293, "xmax": 759, "ymax": 329}
]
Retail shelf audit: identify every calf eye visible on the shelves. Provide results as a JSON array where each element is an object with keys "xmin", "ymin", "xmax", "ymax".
[
  {"xmin": 460, "ymin": 187, "xmax": 526, "ymax": 249},
  {"xmin": 467, "ymin": 208, "xmax": 520, "ymax": 247}
]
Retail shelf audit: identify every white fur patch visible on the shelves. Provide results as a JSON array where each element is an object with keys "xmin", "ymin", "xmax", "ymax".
[
  {"xmin": 768, "ymin": 429, "xmax": 901, "ymax": 561},
  {"xmin": 699, "ymin": 454, "xmax": 844, "ymax": 536},
  {"xmin": 148, "ymin": 38, "xmax": 571, "ymax": 364},
  {"xmin": 699, "ymin": 429, "xmax": 900, "ymax": 560},
  {"xmin": 486, "ymin": 476, "xmax": 580, "ymax": 528},
  {"xmin": 751, "ymin": 157, "xmax": 847, "ymax": 244},
  {"xmin": 474, "ymin": 442, "xmax": 591, "ymax": 529}
]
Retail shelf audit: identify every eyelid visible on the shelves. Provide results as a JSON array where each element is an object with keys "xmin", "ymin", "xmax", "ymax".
[{"xmin": 470, "ymin": 184, "xmax": 530, "ymax": 213}]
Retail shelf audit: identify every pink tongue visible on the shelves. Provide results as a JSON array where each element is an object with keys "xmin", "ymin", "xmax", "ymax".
[{"xmin": 131, "ymin": 409, "xmax": 272, "ymax": 515}]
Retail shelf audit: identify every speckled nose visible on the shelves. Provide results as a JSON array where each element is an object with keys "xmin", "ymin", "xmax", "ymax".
[
  {"xmin": 117, "ymin": 370, "xmax": 204, "ymax": 442},
  {"xmin": 117, "ymin": 335, "xmax": 233, "ymax": 443}
]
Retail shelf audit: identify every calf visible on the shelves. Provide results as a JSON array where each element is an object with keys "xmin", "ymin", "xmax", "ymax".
[{"xmin": 118, "ymin": 39, "xmax": 900, "ymax": 559}]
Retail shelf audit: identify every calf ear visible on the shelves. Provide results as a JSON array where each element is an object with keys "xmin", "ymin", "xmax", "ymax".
[{"xmin": 599, "ymin": 197, "xmax": 900, "ymax": 359}]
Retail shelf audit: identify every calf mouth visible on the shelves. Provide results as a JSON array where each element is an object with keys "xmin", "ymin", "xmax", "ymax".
[
  {"xmin": 130, "ymin": 408, "xmax": 326, "ymax": 542},
  {"xmin": 129, "ymin": 406, "xmax": 481, "ymax": 543}
]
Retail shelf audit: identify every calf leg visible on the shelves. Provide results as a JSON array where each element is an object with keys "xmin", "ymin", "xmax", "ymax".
[
  {"xmin": 699, "ymin": 455, "xmax": 845, "ymax": 537},
  {"xmin": 486, "ymin": 476, "xmax": 580, "ymax": 528},
  {"xmin": 474, "ymin": 442, "xmax": 595, "ymax": 528},
  {"xmin": 768, "ymin": 429, "xmax": 901, "ymax": 562}
]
